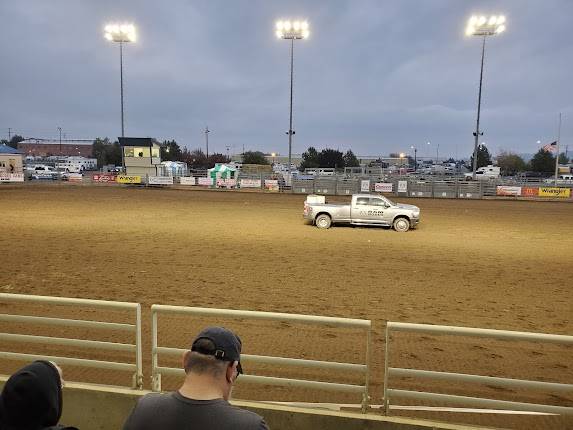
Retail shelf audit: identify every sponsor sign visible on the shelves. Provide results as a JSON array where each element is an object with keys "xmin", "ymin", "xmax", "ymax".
[
  {"xmin": 240, "ymin": 178, "xmax": 261, "ymax": 188},
  {"xmin": 179, "ymin": 177, "xmax": 196, "ymax": 185},
  {"xmin": 117, "ymin": 175, "xmax": 142, "ymax": 184},
  {"xmin": 67, "ymin": 173, "xmax": 83, "ymax": 182},
  {"xmin": 197, "ymin": 177, "xmax": 213, "ymax": 186},
  {"xmin": 496, "ymin": 186, "xmax": 521, "ymax": 196},
  {"xmin": 216, "ymin": 178, "xmax": 237, "ymax": 188},
  {"xmin": 0, "ymin": 173, "xmax": 24, "ymax": 182},
  {"xmin": 521, "ymin": 187, "xmax": 538, "ymax": 197},
  {"xmin": 398, "ymin": 181, "xmax": 408, "ymax": 193},
  {"xmin": 539, "ymin": 187, "xmax": 571, "ymax": 198},
  {"xmin": 374, "ymin": 182, "xmax": 393, "ymax": 193},
  {"xmin": 93, "ymin": 174, "xmax": 117, "ymax": 183},
  {"xmin": 360, "ymin": 180, "xmax": 370, "ymax": 192},
  {"xmin": 264, "ymin": 179, "xmax": 279, "ymax": 191},
  {"xmin": 148, "ymin": 176, "xmax": 174, "ymax": 185}
]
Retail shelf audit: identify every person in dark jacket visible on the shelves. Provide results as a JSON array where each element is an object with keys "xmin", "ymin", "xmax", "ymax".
[{"xmin": 0, "ymin": 360, "xmax": 78, "ymax": 430}]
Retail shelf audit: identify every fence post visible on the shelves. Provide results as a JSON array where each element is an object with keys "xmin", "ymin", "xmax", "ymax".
[
  {"xmin": 151, "ymin": 309, "xmax": 161, "ymax": 391},
  {"xmin": 383, "ymin": 321, "xmax": 390, "ymax": 414},
  {"xmin": 135, "ymin": 304, "xmax": 143, "ymax": 389}
]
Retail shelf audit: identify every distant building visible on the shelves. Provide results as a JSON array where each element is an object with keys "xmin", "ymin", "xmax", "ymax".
[
  {"xmin": 18, "ymin": 138, "xmax": 93, "ymax": 157},
  {"xmin": 120, "ymin": 137, "xmax": 162, "ymax": 176}
]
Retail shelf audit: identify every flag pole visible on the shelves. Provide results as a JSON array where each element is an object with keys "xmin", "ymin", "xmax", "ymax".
[{"xmin": 554, "ymin": 113, "xmax": 562, "ymax": 186}]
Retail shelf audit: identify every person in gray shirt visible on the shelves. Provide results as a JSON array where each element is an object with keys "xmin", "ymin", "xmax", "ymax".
[{"xmin": 123, "ymin": 326, "xmax": 268, "ymax": 430}]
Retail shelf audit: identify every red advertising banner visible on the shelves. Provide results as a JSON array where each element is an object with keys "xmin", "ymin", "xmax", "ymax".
[
  {"xmin": 93, "ymin": 174, "xmax": 117, "ymax": 183},
  {"xmin": 521, "ymin": 187, "xmax": 539, "ymax": 197}
]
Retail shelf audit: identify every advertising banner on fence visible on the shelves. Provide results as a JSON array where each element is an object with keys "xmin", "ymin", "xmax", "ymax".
[
  {"xmin": 179, "ymin": 177, "xmax": 196, "ymax": 185},
  {"xmin": 93, "ymin": 174, "xmax": 117, "ymax": 183},
  {"xmin": 240, "ymin": 178, "xmax": 261, "ymax": 188},
  {"xmin": 148, "ymin": 176, "xmax": 174, "ymax": 185},
  {"xmin": 360, "ymin": 180, "xmax": 370, "ymax": 192},
  {"xmin": 539, "ymin": 187, "xmax": 571, "ymax": 198},
  {"xmin": 197, "ymin": 177, "xmax": 213, "ymax": 186},
  {"xmin": 398, "ymin": 181, "xmax": 408, "ymax": 193},
  {"xmin": 374, "ymin": 182, "xmax": 393, "ymax": 193},
  {"xmin": 496, "ymin": 186, "xmax": 521, "ymax": 196},
  {"xmin": 264, "ymin": 179, "xmax": 279, "ymax": 191},
  {"xmin": 216, "ymin": 178, "xmax": 237, "ymax": 188},
  {"xmin": 117, "ymin": 175, "xmax": 142, "ymax": 184},
  {"xmin": 0, "ymin": 173, "xmax": 24, "ymax": 182},
  {"xmin": 67, "ymin": 173, "xmax": 83, "ymax": 182},
  {"xmin": 521, "ymin": 187, "xmax": 538, "ymax": 197}
]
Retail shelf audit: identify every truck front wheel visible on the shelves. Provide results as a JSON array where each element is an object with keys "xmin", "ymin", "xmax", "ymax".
[
  {"xmin": 315, "ymin": 214, "xmax": 332, "ymax": 229},
  {"xmin": 393, "ymin": 217, "xmax": 410, "ymax": 232}
]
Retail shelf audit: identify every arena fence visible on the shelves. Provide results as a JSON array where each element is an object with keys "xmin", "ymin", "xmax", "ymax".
[
  {"xmin": 151, "ymin": 304, "xmax": 372, "ymax": 412},
  {"xmin": 0, "ymin": 293, "xmax": 143, "ymax": 389},
  {"xmin": 383, "ymin": 322, "xmax": 573, "ymax": 416}
]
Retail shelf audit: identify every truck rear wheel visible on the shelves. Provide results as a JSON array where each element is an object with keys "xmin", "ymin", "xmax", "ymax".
[
  {"xmin": 393, "ymin": 217, "xmax": 410, "ymax": 232},
  {"xmin": 315, "ymin": 214, "xmax": 332, "ymax": 229}
]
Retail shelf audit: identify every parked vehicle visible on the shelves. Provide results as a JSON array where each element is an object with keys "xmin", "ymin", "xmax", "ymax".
[
  {"xmin": 464, "ymin": 165, "xmax": 501, "ymax": 180},
  {"xmin": 303, "ymin": 194, "xmax": 420, "ymax": 232},
  {"xmin": 25, "ymin": 165, "xmax": 59, "ymax": 180}
]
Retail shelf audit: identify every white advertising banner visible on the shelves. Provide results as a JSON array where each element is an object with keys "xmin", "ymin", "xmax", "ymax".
[
  {"xmin": 179, "ymin": 177, "xmax": 196, "ymax": 185},
  {"xmin": 264, "ymin": 179, "xmax": 279, "ymax": 191},
  {"xmin": 148, "ymin": 176, "xmax": 174, "ymax": 185},
  {"xmin": 240, "ymin": 178, "xmax": 261, "ymax": 188},
  {"xmin": 496, "ymin": 186, "xmax": 521, "ymax": 196},
  {"xmin": 216, "ymin": 178, "xmax": 237, "ymax": 188},
  {"xmin": 360, "ymin": 180, "xmax": 370, "ymax": 192},
  {"xmin": 0, "ymin": 173, "xmax": 24, "ymax": 182},
  {"xmin": 398, "ymin": 181, "xmax": 408, "ymax": 193},
  {"xmin": 198, "ymin": 177, "xmax": 213, "ymax": 186},
  {"xmin": 374, "ymin": 182, "xmax": 393, "ymax": 193}
]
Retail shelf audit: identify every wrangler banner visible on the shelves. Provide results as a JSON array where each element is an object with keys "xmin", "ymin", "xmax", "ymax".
[
  {"xmin": 538, "ymin": 187, "xmax": 571, "ymax": 198},
  {"xmin": 116, "ymin": 175, "xmax": 142, "ymax": 184}
]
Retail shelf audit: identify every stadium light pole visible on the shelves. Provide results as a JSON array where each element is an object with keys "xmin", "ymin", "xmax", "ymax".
[
  {"xmin": 466, "ymin": 15, "xmax": 506, "ymax": 180},
  {"xmin": 57, "ymin": 127, "xmax": 62, "ymax": 155},
  {"xmin": 275, "ymin": 20, "xmax": 309, "ymax": 182},
  {"xmin": 410, "ymin": 146, "xmax": 417, "ymax": 171},
  {"xmin": 104, "ymin": 23, "xmax": 136, "ymax": 139}
]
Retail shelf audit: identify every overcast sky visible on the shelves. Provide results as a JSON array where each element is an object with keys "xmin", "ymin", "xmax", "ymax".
[{"xmin": 1, "ymin": 0, "xmax": 572, "ymax": 159}]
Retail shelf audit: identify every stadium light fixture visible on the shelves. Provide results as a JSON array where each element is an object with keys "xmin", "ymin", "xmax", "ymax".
[
  {"xmin": 275, "ymin": 19, "xmax": 310, "ymax": 182},
  {"xmin": 465, "ymin": 15, "xmax": 506, "ymax": 180}
]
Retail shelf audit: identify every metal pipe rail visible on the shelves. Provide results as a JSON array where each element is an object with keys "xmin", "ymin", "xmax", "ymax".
[
  {"xmin": 151, "ymin": 305, "xmax": 372, "ymax": 411},
  {"xmin": 0, "ymin": 293, "xmax": 143, "ymax": 389},
  {"xmin": 383, "ymin": 321, "xmax": 573, "ymax": 416}
]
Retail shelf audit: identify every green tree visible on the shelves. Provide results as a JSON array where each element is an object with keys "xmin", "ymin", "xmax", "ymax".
[
  {"xmin": 343, "ymin": 150, "xmax": 360, "ymax": 167},
  {"xmin": 299, "ymin": 147, "xmax": 319, "ymax": 171},
  {"xmin": 92, "ymin": 137, "xmax": 121, "ymax": 168},
  {"xmin": 469, "ymin": 145, "xmax": 492, "ymax": 169},
  {"xmin": 160, "ymin": 140, "xmax": 182, "ymax": 162},
  {"xmin": 530, "ymin": 149, "xmax": 555, "ymax": 173},
  {"xmin": 317, "ymin": 149, "xmax": 344, "ymax": 169},
  {"xmin": 558, "ymin": 152, "xmax": 569, "ymax": 164},
  {"xmin": 496, "ymin": 151, "xmax": 526, "ymax": 175},
  {"xmin": 7, "ymin": 135, "xmax": 24, "ymax": 149},
  {"xmin": 242, "ymin": 151, "xmax": 268, "ymax": 165}
]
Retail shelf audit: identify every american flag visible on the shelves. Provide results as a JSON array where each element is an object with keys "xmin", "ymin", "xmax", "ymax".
[{"xmin": 542, "ymin": 141, "xmax": 557, "ymax": 152}]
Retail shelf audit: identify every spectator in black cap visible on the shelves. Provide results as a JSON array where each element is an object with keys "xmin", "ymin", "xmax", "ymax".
[
  {"xmin": 0, "ymin": 360, "xmax": 78, "ymax": 430},
  {"xmin": 123, "ymin": 326, "xmax": 268, "ymax": 430}
]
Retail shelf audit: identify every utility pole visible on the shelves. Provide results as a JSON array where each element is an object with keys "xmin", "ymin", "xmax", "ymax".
[
  {"xmin": 555, "ymin": 113, "xmax": 562, "ymax": 186},
  {"xmin": 8, "ymin": 127, "xmax": 11, "ymax": 140},
  {"xmin": 204, "ymin": 126, "xmax": 210, "ymax": 159},
  {"xmin": 57, "ymin": 127, "xmax": 62, "ymax": 155}
]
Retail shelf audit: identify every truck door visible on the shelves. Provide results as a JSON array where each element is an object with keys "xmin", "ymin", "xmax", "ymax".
[
  {"xmin": 366, "ymin": 197, "xmax": 387, "ymax": 224},
  {"xmin": 351, "ymin": 196, "xmax": 370, "ymax": 223}
]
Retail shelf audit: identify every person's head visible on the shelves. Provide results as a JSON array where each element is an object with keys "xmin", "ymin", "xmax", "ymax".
[
  {"xmin": 0, "ymin": 360, "xmax": 64, "ymax": 430},
  {"xmin": 183, "ymin": 327, "xmax": 243, "ymax": 400}
]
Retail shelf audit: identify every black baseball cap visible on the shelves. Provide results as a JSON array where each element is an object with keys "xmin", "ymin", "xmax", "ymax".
[{"xmin": 191, "ymin": 327, "xmax": 243, "ymax": 374}]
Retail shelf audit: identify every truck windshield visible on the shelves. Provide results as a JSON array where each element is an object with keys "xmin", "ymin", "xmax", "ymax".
[{"xmin": 382, "ymin": 196, "xmax": 396, "ymax": 206}]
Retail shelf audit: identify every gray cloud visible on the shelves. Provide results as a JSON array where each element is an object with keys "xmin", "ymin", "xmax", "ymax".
[{"xmin": 1, "ymin": 0, "xmax": 571, "ymax": 159}]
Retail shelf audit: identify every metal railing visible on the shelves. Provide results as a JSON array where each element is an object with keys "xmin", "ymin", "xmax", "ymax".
[
  {"xmin": 383, "ymin": 322, "xmax": 573, "ymax": 416},
  {"xmin": 0, "ymin": 293, "xmax": 143, "ymax": 389},
  {"xmin": 151, "ymin": 305, "xmax": 372, "ymax": 411}
]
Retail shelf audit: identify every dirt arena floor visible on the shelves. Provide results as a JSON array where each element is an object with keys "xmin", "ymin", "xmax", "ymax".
[{"xmin": 0, "ymin": 184, "xmax": 571, "ymax": 429}]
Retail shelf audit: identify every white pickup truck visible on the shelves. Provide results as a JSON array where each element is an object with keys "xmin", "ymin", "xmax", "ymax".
[{"xmin": 303, "ymin": 194, "xmax": 420, "ymax": 232}]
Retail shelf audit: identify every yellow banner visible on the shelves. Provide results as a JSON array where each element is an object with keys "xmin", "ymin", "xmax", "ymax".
[
  {"xmin": 117, "ymin": 175, "xmax": 142, "ymax": 184},
  {"xmin": 538, "ymin": 187, "xmax": 571, "ymax": 198}
]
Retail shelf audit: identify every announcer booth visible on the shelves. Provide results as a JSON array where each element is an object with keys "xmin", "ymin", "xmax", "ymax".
[
  {"xmin": 120, "ymin": 137, "xmax": 162, "ymax": 177},
  {"xmin": 0, "ymin": 144, "xmax": 24, "ymax": 183}
]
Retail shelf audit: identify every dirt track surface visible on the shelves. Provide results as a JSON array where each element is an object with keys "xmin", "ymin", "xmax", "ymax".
[{"xmin": 1, "ymin": 185, "xmax": 572, "ymax": 429}]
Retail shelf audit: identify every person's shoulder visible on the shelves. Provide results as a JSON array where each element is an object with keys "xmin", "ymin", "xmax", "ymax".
[{"xmin": 225, "ymin": 402, "xmax": 267, "ymax": 428}]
